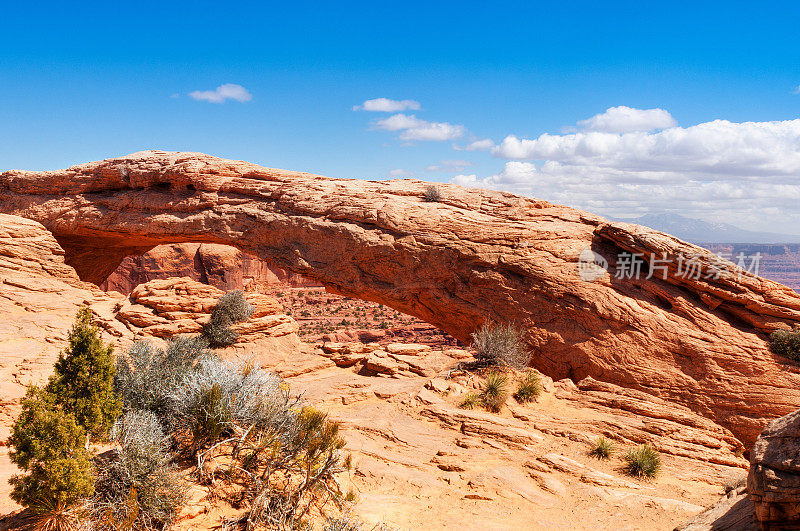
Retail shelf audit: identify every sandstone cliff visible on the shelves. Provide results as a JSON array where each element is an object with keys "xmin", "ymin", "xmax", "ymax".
[
  {"xmin": 2, "ymin": 151, "xmax": 800, "ymax": 445},
  {"xmin": 102, "ymin": 242, "xmax": 319, "ymax": 294}
]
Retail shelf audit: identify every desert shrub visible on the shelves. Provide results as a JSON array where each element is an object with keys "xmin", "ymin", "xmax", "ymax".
[
  {"xmin": 470, "ymin": 322, "xmax": 529, "ymax": 369},
  {"xmin": 8, "ymin": 387, "xmax": 94, "ymax": 512},
  {"xmin": 459, "ymin": 392, "xmax": 480, "ymax": 409},
  {"xmin": 724, "ymin": 476, "xmax": 747, "ymax": 495},
  {"xmin": 770, "ymin": 327, "xmax": 800, "ymax": 361},
  {"xmin": 323, "ymin": 517, "xmax": 363, "ymax": 531},
  {"xmin": 589, "ymin": 436, "xmax": 615, "ymax": 459},
  {"xmin": 424, "ymin": 185, "xmax": 442, "ymax": 202},
  {"xmin": 622, "ymin": 444, "xmax": 661, "ymax": 478},
  {"xmin": 481, "ymin": 372, "xmax": 509, "ymax": 412},
  {"xmin": 202, "ymin": 290, "xmax": 254, "ymax": 347},
  {"xmin": 167, "ymin": 356, "xmax": 289, "ymax": 451},
  {"xmin": 115, "ymin": 336, "xmax": 212, "ymax": 426},
  {"xmin": 91, "ymin": 410, "xmax": 185, "ymax": 529},
  {"xmin": 513, "ymin": 371, "xmax": 542, "ymax": 403},
  {"xmin": 46, "ymin": 307, "xmax": 121, "ymax": 440}
]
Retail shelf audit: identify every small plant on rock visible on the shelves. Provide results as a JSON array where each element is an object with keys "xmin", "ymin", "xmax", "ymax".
[
  {"xmin": 770, "ymin": 327, "xmax": 800, "ymax": 361},
  {"xmin": 589, "ymin": 436, "xmax": 615, "ymax": 459},
  {"xmin": 622, "ymin": 444, "xmax": 661, "ymax": 478},
  {"xmin": 424, "ymin": 185, "xmax": 442, "ymax": 202},
  {"xmin": 471, "ymin": 321, "xmax": 529, "ymax": 369},
  {"xmin": 459, "ymin": 392, "xmax": 480, "ymax": 409},
  {"xmin": 513, "ymin": 371, "xmax": 542, "ymax": 403},
  {"xmin": 202, "ymin": 290, "xmax": 254, "ymax": 347},
  {"xmin": 481, "ymin": 372, "xmax": 509, "ymax": 412}
]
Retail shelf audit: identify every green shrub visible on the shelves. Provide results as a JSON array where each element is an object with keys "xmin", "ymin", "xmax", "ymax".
[
  {"xmin": 46, "ymin": 307, "xmax": 121, "ymax": 440},
  {"xmin": 623, "ymin": 444, "xmax": 661, "ymax": 478},
  {"xmin": 8, "ymin": 387, "xmax": 94, "ymax": 511},
  {"xmin": 513, "ymin": 371, "xmax": 542, "ymax": 403},
  {"xmin": 424, "ymin": 185, "xmax": 442, "ymax": 202},
  {"xmin": 770, "ymin": 327, "xmax": 800, "ymax": 361},
  {"xmin": 481, "ymin": 372, "xmax": 509, "ymax": 412},
  {"xmin": 589, "ymin": 436, "xmax": 615, "ymax": 459},
  {"xmin": 471, "ymin": 322, "xmax": 529, "ymax": 369},
  {"xmin": 202, "ymin": 290, "xmax": 255, "ymax": 347},
  {"xmin": 459, "ymin": 392, "xmax": 480, "ymax": 409}
]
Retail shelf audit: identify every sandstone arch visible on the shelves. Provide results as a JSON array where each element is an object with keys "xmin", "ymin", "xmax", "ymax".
[{"xmin": 2, "ymin": 150, "xmax": 800, "ymax": 446}]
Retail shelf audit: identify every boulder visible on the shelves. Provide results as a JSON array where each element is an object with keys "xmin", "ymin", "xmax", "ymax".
[{"xmin": 748, "ymin": 409, "xmax": 800, "ymax": 528}]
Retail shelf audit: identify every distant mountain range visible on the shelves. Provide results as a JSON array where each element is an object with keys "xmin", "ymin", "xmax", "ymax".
[{"xmin": 616, "ymin": 213, "xmax": 800, "ymax": 244}]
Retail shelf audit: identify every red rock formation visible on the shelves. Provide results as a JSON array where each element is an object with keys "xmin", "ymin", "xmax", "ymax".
[
  {"xmin": 102, "ymin": 242, "xmax": 319, "ymax": 294},
  {"xmin": 748, "ymin": 408, "xmax": 800, "ymax": 528},
  {"xmin": 3, "ymin": 151, "xmax": 800, "ymax": 445}
]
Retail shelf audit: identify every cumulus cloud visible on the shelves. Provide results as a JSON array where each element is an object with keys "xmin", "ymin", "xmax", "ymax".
[
  {"xmin": 450, "ymin": 160, "xmax": 800, "ymax": 231},
  {"xmin": 454, "ymin": 138, "xmax": 495, "ymax": 151},
  {"xmin": 450, "ymin": 107, "xmax": 800, "ymax": 231},
  {"xmin": 427, "ymin": 160, "xmax": 473, "ymax": 173},
  {"xmin": 577, "ymin": 105, "xmax": 676, "ymax": 133},
  {"xmin": 353, "ymin": 98, "xmax": 421, "ymax": 112},
  {"xmin": 189, "ymin": 83, "xmax": 253, "ymax": 103},
  {"xmin": 374, "ymin": 113, "xmax": 466, "ymax": 142},
  {"xmin": 492, "ymin": 118, "xmax": 800, "ymax": 183}
]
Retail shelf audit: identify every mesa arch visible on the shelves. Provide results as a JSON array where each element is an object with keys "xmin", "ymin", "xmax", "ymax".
[{"xmin": 2, "ymin": 150, "xmax": 800, "ymax": 446}]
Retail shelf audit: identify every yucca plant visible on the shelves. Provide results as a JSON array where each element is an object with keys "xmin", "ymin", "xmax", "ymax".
[
  {"xmin": 459, "ymin": 393, "xmax": 480, "ymax": 409},
  {"xmin": 589, "ymin": 436, "xmax": 615, "ymax": 459},
  {"xmin": 481, "ymin": 372, "xmax": 509, "ymax": 412},
  {"xmin": 623, "ymin": 444, "xmax": 661, "ymax": 478},
  {"xmin": 513, "ymin": 371, "xmax": 542, "ymax": 403}
]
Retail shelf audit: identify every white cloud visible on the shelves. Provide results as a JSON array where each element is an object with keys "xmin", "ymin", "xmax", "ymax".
[
  {"xmin": 353, "ymin": 98, "xmax": 421, "ymax": 112},
  {"xmin": 388, "ymin": 168, "xmax": 415, "ymax": 177},
  {"xmin": 373, "ymin": 113, "xmax": 466, "ymax": 142},
  {"xmin": 451, "ymin": 160, "xmax": 800, "ymax": 232},
  {"xmin": 427, "ymin": 160, "xmax": 473, "ymax": 173},
  {"xmin": 451, "ymin": 108, "xmax": 800, "ymax": 232},
  {"xmin": 794, "ymin": 85, "xmax": 800, "ymax": 95},
  {"xmin": 492, "ymin": 118, "xmax": 800, "ymax": 182},
  {"xmin": 577, "ymin": 106, "xmax": 676, "ymax": 133},
  {"xmin": 189, "ymin": 83, "xmax": 253, "ymax": 103},
  {"xmin": 454, "ymin": 138, "xmax": 495, "ymax": 151}
]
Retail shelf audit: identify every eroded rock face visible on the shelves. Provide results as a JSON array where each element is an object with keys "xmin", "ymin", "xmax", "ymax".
[
  {"xmin": 3, "ymin": 151, "xmax": 800, "ymax": 445},
  {"xmin": 102, "ymin": 242, "xmax": 319, "ymax": 294},
  {"xmin": 114, "ymin": 277, "xmax": 299, "ymax": 353},
  {"xmin": 748, "ymin": 408, "xmax": 800, "ymax": 528}
]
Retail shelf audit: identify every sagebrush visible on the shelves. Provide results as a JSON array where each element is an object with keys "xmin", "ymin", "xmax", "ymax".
[
  {"xmin": 423, "ymin": 185, "xmax": 442, "ymax": 202},
  {"xmin": 470, "ymin": 322, "xmax": 529, "ymax": 369},
  {"xmin": 202, "ymin": 290, "xmax": 254, "ymax": 347}
]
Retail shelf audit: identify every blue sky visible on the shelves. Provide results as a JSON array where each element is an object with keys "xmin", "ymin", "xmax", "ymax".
[{"xmin": 2, "ymin": 1, "xmax": 800, "ymax": 231}]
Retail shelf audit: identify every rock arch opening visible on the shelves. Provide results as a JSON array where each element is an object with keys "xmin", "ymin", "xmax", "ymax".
[{"xmin": 3, "ymin": 150, "xmax": 800, "ymax": 445}]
